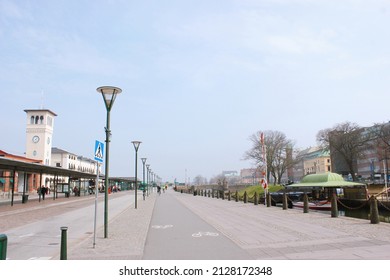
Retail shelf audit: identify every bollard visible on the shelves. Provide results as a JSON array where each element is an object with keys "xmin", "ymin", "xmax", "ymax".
[
  {"xmin": 303, "ymin": 193, "xmax": 309, "ymax": 213},
  {"xmin": 235, "ymin": 191, "xmax": 239, "ymax": 202},
  {"xmin": 370, "ymin": 196, "xmax": 380, "ymax": 224},
  {"xmin": 266, "ymin": 193, "xmax": 271, "ymax": 207},
  {"xmin": 254, "ymin": 192, "xmax": 258, "ymax": 205},
  {"xmin": 282, "ymin": 193, "xmax": 288, "ymax": 210},
  {"xmin": 221, "ymin": 191, "xmax": 225, "ymax": 200},
  {"xmin": 331, "ymin": 193, "xmax": 338, "ymax": 218},
  {"xmin": 60, "ymin": 227, "xmax": 68, "ymax": 260},
  {"xmin": 208, "ymin": 190, "xmax": 210, "ymax": 198},
  {"xmin": 243, "ymin": 191, "xmax": 248, "ymax": 203},
  {"xmin": 0, "ymin": 234, "xmax": 7, "ymax": 260},
  {"xmin": 228, "ymin": 191, "xmax": 231, "ymax": 201}
]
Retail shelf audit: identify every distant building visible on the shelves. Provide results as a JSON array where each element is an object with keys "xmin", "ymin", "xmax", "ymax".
[
  {"xmin": 291, "ymin": 147, "xmax": 331, "ymax": 183},
  {"xmin": 0, "ymin": 149, "xmax": 42, "ymax": 194},
  {"xmin": 240, "ymin": 168, "xmax": 261, "ymax": 185},
  {"xmin": 222, "ymin": 170, "xmax": 238, "ymax": 177},
  {"xmin": 51, "ymin": 147, "xmax": 97, "ymax": 174}
]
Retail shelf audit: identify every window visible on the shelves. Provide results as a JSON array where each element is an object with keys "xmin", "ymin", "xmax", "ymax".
[
  {"xmin": 40, "ymin": 115, "xmax": 44, "ymax": 124},
  {"xmin": 35, "ymin": 116, "xmax": 39, "ymax": 124},
  {"xmin": 30, "ymin": 116, "xmax": 34, "ymax": 124}
]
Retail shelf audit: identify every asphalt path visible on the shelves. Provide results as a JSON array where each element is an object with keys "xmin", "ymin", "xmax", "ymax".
[{"xmin": 142, "ymin": 191, "xmax": 253, "ymax": 260}]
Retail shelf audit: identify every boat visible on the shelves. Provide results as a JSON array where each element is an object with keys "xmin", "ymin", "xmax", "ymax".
[{"xmin": 292, "ymin": 200, "xmax": 331, "ymax": 211}]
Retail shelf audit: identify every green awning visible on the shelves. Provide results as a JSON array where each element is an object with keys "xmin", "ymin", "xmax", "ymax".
[{"xmin": 287, "ymin": 172, "xmax": 366, "ymax": 188}]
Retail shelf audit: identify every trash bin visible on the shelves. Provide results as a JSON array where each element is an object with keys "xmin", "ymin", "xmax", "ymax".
[
  {"xmin": 0, "ymin": 234, "xmax": 7, "ymax": 260},
  {"xmin": 22, "ymin": 194, "xmax": 29, "ymax": 203}
]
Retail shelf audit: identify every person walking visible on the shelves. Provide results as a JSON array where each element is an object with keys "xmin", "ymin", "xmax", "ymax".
[{"xmin": 41, "ymin": 185, "xmax": 46, "ymax": 200}]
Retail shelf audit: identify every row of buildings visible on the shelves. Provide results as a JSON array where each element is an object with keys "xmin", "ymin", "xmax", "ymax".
[
  {"xmin": 1, "ymin": 108, "xmax": 99, "ymax": 196},
  {"xmin": 239, "ymin": 146, "xmax": 332, "ymax": 186},
  {"xmin": 239, "ymin": 124, "xmax": 390, "ymax": 186}
]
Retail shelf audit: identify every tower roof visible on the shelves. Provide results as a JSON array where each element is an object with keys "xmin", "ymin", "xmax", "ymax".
[{"xmin": 24, "ymin": 109, "xmax": 57, "ymax": 116}]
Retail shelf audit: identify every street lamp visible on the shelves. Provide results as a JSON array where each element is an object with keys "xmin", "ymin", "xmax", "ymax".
[
  {"xmin": 141, "ymin": 158, "xmax": 147, "ymax": 200},
  {"xmin": 132, "ymin": 141, "xmax": 141, "ymax": 209},
  {"xmin": 97, "ymin": 86, "xmax": 122, "ymax": 239},
  {"xmin": 146, "ymin": 164, "xmax": 150, "ymax": 196}
]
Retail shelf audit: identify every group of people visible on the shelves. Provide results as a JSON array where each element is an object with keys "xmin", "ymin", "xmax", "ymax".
[{"xmin": 157, "ymin": 185, "xmax": 168, "ymax": 195}]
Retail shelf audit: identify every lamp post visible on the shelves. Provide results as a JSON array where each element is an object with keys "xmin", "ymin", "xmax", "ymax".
[
  {"xmin": 97, "ymin": 86, "xmax": 122, "ymax": 239},
  {"xmin": 146, "ymin": 164, "xmax": 150, "ymax": 196},
  {"xmin": 141, "ymin": 158, "xmax": 147, "ymax": 200},
  {"xmin": 132, "ymin": 141, "xmax": 141, "ymax": 209}
]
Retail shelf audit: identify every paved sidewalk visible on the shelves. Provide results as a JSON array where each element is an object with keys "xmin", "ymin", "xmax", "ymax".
[
  {"xmin": 68, "ymin": 190, "xmax": 390, "ymax": 260},
  {"xmin": 5, "ymin": 189, "xmax": 390, "ymax": 260},
  {"xmin": 174, "ymin": 192, "xmax": 390, "ymax": 259},
  {"xmin": 67, "ymin": 193, "xmax": 157, "ymax": 260}
]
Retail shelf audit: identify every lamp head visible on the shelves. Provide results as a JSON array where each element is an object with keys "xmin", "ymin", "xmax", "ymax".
[
  {"xmin": 97, "ymin": 86, "xmax": 122, "ymax": 111},
  {"xmin": 132, "ymin": 140, "xmax": 141, "ymax": 152}
]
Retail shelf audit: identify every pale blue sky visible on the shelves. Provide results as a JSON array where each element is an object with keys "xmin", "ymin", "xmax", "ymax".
[{"xmin": 1, "ymin": 0, "xmax": 390, "ymax": 182}]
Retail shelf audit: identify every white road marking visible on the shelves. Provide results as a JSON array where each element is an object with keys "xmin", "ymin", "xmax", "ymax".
[
  {"xmin": 192, "ymin": 231, "xmax": 219, "ymax": 238},
  {"xmin": 152, "ymin": 225, "xmax": 173, "ymax": 229}
]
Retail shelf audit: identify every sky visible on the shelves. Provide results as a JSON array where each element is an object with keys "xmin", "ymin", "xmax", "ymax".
[{"xmin": 1, "ymin": 0, "xmax": 390, "ymax": 183}]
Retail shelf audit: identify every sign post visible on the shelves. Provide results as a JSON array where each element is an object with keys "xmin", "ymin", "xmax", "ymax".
[{"xmin": 93, "ymin": 140, "xmax": 104, "ymax": 248}]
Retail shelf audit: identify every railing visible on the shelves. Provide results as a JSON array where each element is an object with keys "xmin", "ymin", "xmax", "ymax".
[{"xmin": 179, "ymin": 188, "xmax": 383, "ymax": 225}]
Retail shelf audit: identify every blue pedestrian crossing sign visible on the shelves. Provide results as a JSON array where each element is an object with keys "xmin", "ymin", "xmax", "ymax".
[{"xmin": 94, "ymin": 140, "xmax": 104, "ymax": 163}]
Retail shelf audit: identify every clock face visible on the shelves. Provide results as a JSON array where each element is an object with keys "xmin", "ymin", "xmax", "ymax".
[{"xmin": 32, "ymin": 135, "xmax": 40, "ymax": 143}]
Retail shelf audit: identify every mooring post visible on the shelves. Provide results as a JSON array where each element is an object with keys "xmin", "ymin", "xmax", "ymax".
[
  {"xmin": 254, "ymin": 192, "xmax": 258, "ymax": 205},
  {"xmin": 303, "ymin": 193, "xmax": 309, "ymax": 213},
  {"xmin": 370, "ymin": 195, "xmax": 380, "ymax": 224},
  {"xmin": 331, "ymin": 193, "xmax": 338, "ymax": 218},
  {"xmin": 60, "ymin": 226, "xmax": 68, "ymax": 260},
  {"xmin": 266, "ymin": 193, "xmax": 271, "ymax": 207},
  {"xmin": 282, "ymin": 193, "xmax": 288, "ymax": 210}
]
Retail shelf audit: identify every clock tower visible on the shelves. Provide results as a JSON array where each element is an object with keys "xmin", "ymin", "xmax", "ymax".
[{"xmin": 25, "ymin": 109, "xmax": 57, "ymax": 165}]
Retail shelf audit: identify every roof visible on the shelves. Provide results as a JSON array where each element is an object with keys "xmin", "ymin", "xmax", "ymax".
[
  {"xmin": 287, "ymin": 172, "xmax": 366, "ymax": 188},
  {"xmin": 0, "ymin": 149, "xmax": 42, "ymax": 163},
  {"xmin": 24, "ymin": 109, "xmax": 57, "ymax": 116},
  {"xmin": 0, "ymin": 156, "xmax": 97, "ymax": 179}
]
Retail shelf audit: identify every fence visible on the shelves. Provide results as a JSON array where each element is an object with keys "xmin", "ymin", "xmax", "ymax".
[{"xmin": 182, "ymin": 188, "xmax": 384, "ymax": 225}]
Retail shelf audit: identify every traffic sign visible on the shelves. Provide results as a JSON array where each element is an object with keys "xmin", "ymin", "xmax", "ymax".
[{"xmin": 94, "ymin": 140, "xmax": 104, "ymax": 163}]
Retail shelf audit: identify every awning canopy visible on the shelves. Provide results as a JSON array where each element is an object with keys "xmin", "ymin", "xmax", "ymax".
[
  {"xmin": 0, "ymin": 156, "xmax": 97, "ymax": 179},
  {"xmin": 287, "ymin": 172, "xmax": 366, "ymax": 188}
]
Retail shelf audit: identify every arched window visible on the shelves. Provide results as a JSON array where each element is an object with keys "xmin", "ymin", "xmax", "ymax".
[
  {"xmin": 30, "ymin": 116, "xmax": 35, "ymax": 124},
  {"xmin": 40, "ymin": 115, "xmax": 44, "ymax": 124},
  {"xmin": 35, "ymin": 116, "xmax": 39, "ymax": 124}
]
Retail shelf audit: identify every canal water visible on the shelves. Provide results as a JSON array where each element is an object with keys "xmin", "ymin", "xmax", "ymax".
[{"xmin": 338, "ymin": 207, "xmax": 390, "ymax": 223}]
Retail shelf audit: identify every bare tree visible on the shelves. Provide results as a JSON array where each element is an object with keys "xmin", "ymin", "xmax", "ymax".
[
  {"xmin": 244, "ymin": 130, "xmax": 296, "ymax": 185},
  {"xmin": 193, "ymin": 175, "xmax": 207, "ymax": 186},
  {"xmin": 316, "ymin": 121, "xmax": 373, "ymax": 181}
]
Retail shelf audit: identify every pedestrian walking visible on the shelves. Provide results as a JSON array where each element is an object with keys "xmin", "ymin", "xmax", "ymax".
[{"xmin": 41, "ymin": 185, "xmax": 46, "ymax": 200}]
